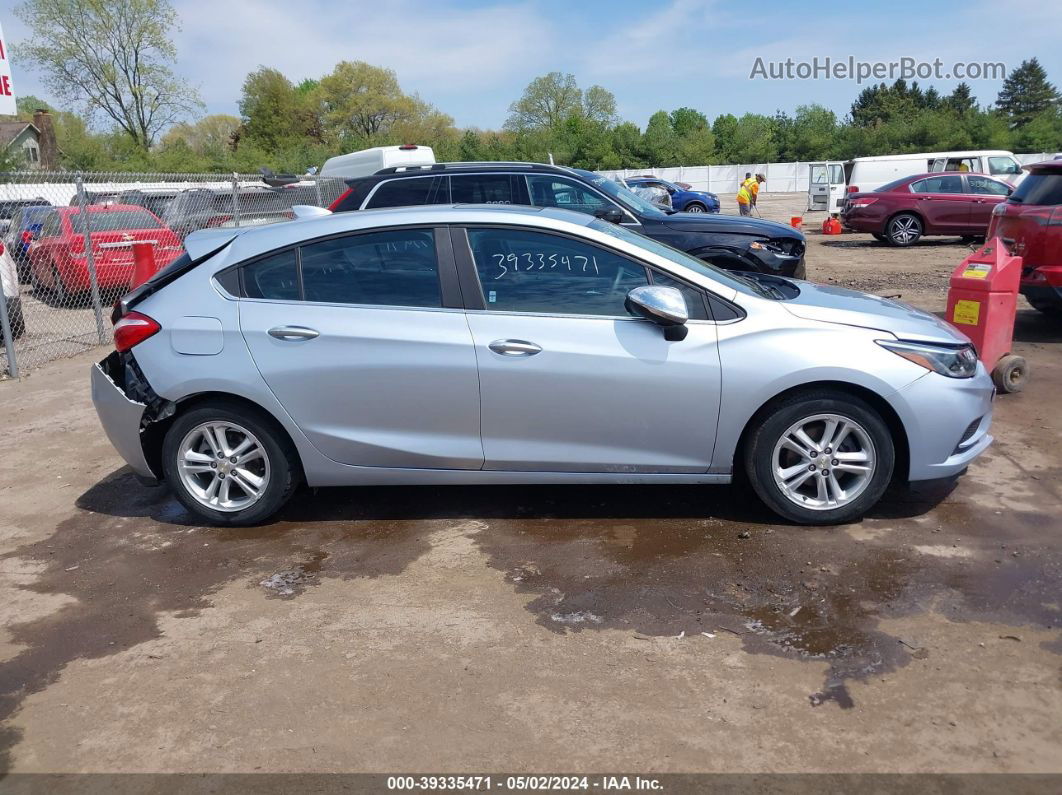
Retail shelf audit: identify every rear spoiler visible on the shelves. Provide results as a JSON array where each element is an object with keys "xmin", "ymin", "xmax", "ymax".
[{"xmin": 112, "ymin": 237, "xmax": 235, "ymax": 323}]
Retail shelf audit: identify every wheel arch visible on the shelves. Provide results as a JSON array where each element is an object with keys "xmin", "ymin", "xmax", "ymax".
[
  {"xmin": 142, "ymin": 390, "xmax": 304, "ymax": 484},
  {"xmin": 732, "ymin": 380, "xmax": 910, "ymax": 485}
]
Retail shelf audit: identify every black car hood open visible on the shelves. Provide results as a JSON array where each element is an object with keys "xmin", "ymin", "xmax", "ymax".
[{"xmin": 662, "ymin": 213, "xmax": 801, "ymax": 238}]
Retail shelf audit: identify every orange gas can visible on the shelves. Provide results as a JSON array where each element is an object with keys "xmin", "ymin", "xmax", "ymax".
[
  {"xmin": 945, "ymin": 237, "xmax": 1027, "ymax": 392},
  {"xmin": 821, "ymin": 216, "xmax": 841, "ymax": 235}
]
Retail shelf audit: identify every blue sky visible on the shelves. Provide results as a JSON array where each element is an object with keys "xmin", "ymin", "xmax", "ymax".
[{"xmin": 2, "ymin": 0, "xmax": 1060, "ymax": 130}]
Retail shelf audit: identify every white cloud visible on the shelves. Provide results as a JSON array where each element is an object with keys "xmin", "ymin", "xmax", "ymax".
[{"xmin": 174, "ymin": 0, "xmax": 555, "ymax": 115}]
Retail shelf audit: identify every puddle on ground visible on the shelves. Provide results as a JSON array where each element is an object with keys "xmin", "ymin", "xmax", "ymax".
[{"xmin": 0, "ymin": 473, "xmax": 1059, "ymax": 770}]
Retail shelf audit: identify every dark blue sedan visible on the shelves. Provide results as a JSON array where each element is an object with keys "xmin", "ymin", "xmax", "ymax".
[{"xmin": 625, "ymin": 177, "xmax": 719, "ymax": 213}]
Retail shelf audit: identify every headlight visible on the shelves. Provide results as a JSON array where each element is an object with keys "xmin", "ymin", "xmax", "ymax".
[{"xmin": 877, "ymin": 340, "xmax": 978, "ymax": 378}]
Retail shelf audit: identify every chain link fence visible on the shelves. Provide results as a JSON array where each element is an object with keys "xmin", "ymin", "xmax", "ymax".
[{"xmin": 0, "ymin": 171, "xmax": 348, "ymax": 377}]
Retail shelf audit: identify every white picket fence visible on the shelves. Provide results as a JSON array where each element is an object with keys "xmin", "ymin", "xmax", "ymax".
[{"xmin": 600, "ymin": 152, "xmax": 1062, "ymax": 197}]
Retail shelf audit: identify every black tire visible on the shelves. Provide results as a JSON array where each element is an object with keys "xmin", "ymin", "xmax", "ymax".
[
  {"xmin": 684, "ymin": 202, "xmax": 707, "ymax": 213},
  {"xmin": 1027, "ymin": 295, "xmax": 1062, "ymax": 317},
  {"xmin": 50, "ymin": 265, "xmax": 72, "ymax": 307},
  {"xmin": 161, "ymin": 401, "xmax": 301, "ymax": 526},
  {"xmin": 743, "ymin": 390, "xmax": 895, "ymax": 525},
  {"xmin": 991, "ymin": 354, "xmax": 1028, "ymax": 394},
  {"xmin": 4, "ymin": 297, "xmax": 25, "ymax": 339},
  {"xmin": 885, "ymin": 213, "xmax": 922, "ymax": 247}
]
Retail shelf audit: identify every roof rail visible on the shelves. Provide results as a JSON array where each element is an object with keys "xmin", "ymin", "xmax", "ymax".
[{"xmin": 373, "ymin": 161, "xmax": 566, "ymax": 176}]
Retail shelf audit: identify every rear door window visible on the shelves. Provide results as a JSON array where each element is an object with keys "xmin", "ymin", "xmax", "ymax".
[
  {"xmin": 365, "ymin": 177, "xmax": 444, "ymax": 209},
  {"xmin": 467, "ymin": 227, "xmax": 648, "ymax": 315},
  {"xmin": 449, "ymin": 175, "xmax": 515, "ymax": 204},
  {"xmin": 300, "ymin": 229, "xmax": 441, "ymax": 307}
]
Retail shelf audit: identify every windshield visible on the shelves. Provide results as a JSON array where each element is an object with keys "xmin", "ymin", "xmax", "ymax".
[
  {"xmin": 588, "ymin": 219, "xmax": 761, "ymax": 297},
  {"xmin": 572, "ymin": 169, "xmax": 669, "ymax": 218}
]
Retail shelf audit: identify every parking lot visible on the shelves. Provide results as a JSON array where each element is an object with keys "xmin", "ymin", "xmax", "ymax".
[{"xmin": 0, "ymin": 193, "xmax": 1059, "ymax": 774}]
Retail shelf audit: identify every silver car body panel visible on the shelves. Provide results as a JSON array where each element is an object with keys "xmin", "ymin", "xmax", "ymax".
[
  {"xmin": 90, "ymin": 362, "xmax": 155, "ymax": 481},
  {"xmin": 98, "ymin": 204, "xmax": 993, "ymax": 488}
]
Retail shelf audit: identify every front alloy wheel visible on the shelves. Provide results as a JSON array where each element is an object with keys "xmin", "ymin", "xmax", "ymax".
[
  {"xmin": 772, "ymin": 414, "xmax": 876, "ymax": 511},
  {"xmin": 684, "ymin": 203, "xmax": 706, "ymax": 213},
  {"xmin": 744, "ymin": 390, "xmax": 895, "ymax": 525}
]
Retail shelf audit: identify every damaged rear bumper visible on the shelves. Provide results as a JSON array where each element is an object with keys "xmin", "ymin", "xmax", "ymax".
[{"xmin": 91, "ymin": 352, "xmax": 160, "ymax": 485}]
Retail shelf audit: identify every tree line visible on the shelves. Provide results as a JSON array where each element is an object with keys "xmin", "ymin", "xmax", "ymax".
[{"xmin": 4, "ymin": 0, "xmax": 1061, "ymax": 175}]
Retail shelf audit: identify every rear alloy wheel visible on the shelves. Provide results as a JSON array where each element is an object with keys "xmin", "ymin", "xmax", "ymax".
[
  {"xmin": 886, "ymin": 213, "xmax": 922, "ymax": 247},
  {"xmin": 744, "ymin": 391, "xmax": 895, "ymax": 524},
  {"xmin": 162, "ymin": 403, "xmax": 300, "ymax": 525},
  {"xmin": 684, "ymin": 202, "xmax": 707, "ymax": 213}
]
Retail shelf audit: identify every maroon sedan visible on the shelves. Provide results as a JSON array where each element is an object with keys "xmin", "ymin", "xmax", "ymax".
[{"xmin": 841, "ymin": 172, "xmax": 1012, "ymax": 246}]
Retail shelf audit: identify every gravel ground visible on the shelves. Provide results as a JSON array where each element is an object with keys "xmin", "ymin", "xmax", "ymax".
[{"xmin": 0, "ymin": 197, "xmax": 1059, "ymax": 779}]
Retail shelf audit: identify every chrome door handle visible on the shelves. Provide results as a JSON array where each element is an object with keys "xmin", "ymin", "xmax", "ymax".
[
  {"xmin": 268, "ymin": 325, "xmax": 319, "ymax": 341},
  {"xmin": 488, "ymin": 339, "xmax": 542, "ymax": 356}
]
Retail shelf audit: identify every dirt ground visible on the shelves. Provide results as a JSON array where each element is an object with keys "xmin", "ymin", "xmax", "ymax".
[{"xmin": 0, "ymin": 195, "xmax": 1060, "ymax": 778}]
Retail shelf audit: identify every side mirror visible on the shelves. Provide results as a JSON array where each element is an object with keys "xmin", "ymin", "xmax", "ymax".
[
  {"xmin": 593, "ymin": 207, "xmax": 625, "ymax": 224},
  {"xmin": 625, "ymin": 285, "xmax": 688, "ymax": 341}
]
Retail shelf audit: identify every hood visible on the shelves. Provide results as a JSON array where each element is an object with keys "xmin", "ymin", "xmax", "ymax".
[
  {"xmin": 781, "ymin": 281, "xmax": 969, "ymax": 344},
  {"xmin": 663, "ymin": 213, "xmax": 802, "ymax": 239}
]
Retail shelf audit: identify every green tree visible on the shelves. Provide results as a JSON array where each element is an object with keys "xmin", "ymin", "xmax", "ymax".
[
  {"xmin": 316, "ymin": 61, "xmax": 418, "ymax": 144},
  {"xmin": 711, "ymin": 113, "xmax": 738, "ymax": 161},
  {"xmin": 163, "ymin": 114, "xmax": 240, "ymax": 160},
  {"xmin": 946, "ymin": 83, "xmax": 977, "ymax": 116},
  {"xmin": 729, "ymin": 113, "xmax": 778, "ymax": 163},
  {"xmin": 582, "ymin": 84, "xmax": 618, "ymax": 126},
  {"xmin": 641, "ymin": 110, "xmax": 678, "ymax": 165},
  {"xmin": 504, "ymin": 72, "xmax": 583, "ymax": 131},
  {"xmin": 788, "ymin": 105, "xmax": 839, "ymax": 160},
  {"xmin": 997, "ymin": 58, "xmax": 1060, "ymax": 128},
  {"xmin": 15, "ymin": 0, "xmax": 202, "ymax": 148},
  {"xmin": 239, "ymin": 67, "xmax": 303, "ymax": 150}
]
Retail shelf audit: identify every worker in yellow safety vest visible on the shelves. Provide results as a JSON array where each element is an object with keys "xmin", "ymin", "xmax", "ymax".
[{"xmin": 736, "ymin": 173, "xmax": 765, "ymax": 216}]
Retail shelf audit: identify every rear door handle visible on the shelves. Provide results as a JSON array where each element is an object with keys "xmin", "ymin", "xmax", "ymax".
[
  {"xmin": 268, "ymin": 325, "xmax": 319, "ymax": 341},
  {"xmin": 488, "ymin": 339, "xmax": 542, "ymax": 356}
]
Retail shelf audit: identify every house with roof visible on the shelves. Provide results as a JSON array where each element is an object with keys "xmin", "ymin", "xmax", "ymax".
[{"xmin": 0, "ymin": 121, "xmax": 42, "ymax": 168}]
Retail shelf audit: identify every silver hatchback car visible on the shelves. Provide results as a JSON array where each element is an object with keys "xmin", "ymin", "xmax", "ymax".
[{"xmin": 92, "ymin": 205, "xmax": 993, "ymax": 526}]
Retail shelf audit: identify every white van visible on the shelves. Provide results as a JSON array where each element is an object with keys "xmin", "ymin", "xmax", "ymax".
[
  {"xmin": 845, "ymin": 150, "xmax": 1023, "ymax": 194},
  {"xmin": 319, "ymin": 145, "xmax": 436, "ymax": 180}
]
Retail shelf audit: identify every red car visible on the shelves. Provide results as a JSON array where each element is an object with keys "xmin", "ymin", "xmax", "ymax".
[
  {"xmin": 841, "ymin": 172, "xmax": 1013, "ymax": 246},
  {"xmin": 987, "ymin": 159, "xmax": 1062, "ymax": 317},
  {"xmin": 29, "ymin": 204, "xmax": 183, "ymax": 304}
]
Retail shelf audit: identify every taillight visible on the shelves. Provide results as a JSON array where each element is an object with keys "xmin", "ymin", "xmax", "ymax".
[
  {"xmin": 327, "ymin": 187, "xmax": 353, "ymax": 211},
  {"xmin": 847, "ymin": 185, "xmax": 859, "ymax": 193},
  {"xmin": 113, "ymin": 311, "xmax": 161, "ymax": 352},
  {"xmin": 21, "ymin": 230, "xmax": 31, "ymax": 244},
  {"xmin": 0, "ymin": 241, "xmax": 5, "ymax": 255},
  {"xmin": 399, "ymin": 144, "xmax": 418, "ymax": 150},
  {"xmin": 850, "ymin": 197, "xmax": 878, "ymax": 208}
]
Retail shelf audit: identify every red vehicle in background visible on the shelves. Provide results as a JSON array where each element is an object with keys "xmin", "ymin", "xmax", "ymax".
[
  {"xmin": 29, "ymin": 205, "xmax": 184, "ymax": 304},
  {"xmin": 987, "ymin": 159, "xmax": 1062, "ymax": 318},
  {"xmin": 841, "ymin": 172, "xmax": 1013, "ymax": 246}
]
